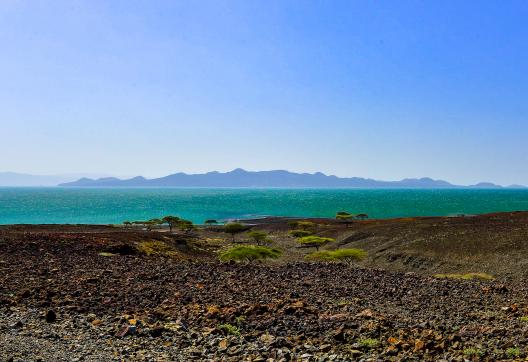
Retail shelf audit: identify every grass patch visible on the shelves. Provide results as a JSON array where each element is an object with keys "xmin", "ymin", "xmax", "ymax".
[
  {"xmin": 219, "ymin": 245, "xmax": 282, "ymax": 262},
  {"xmin": 358, "ymin": 338, "xmax": 379, "ymax": 349},
  {"xmin": 506, "ymin": 347, "xmax": 521, "ymax": 358},
  {"xmin": 218, "ymin": 323, "xmax": 240, "ymax": 336},
  {"xmin": 433, "ymin": 272, "xmax": 494, "ymax": 281},
  {"xmin": 463, "ymin": 348, "xmax": 484, "ymax": 357},
  {"xmin": 234, "ymin": 315, "xmax": 245, "ymax": 326},
  {"xmin": 520, "ymin": 316, "xmax": 528, "ymax": 323},
  {"xmin": 136, "ymin": 240, "xmax": 178, "ymax": 257}
]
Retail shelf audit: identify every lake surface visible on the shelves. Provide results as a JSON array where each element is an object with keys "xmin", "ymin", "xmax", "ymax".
[{"xmin": 1, "ymin": 187, "xmax": 528, "ymax": 225}]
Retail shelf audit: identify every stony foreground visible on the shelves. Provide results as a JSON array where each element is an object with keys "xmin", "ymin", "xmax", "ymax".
[{"xmin": 1, "ymin": 227, "xmax": 528, "ymax": 361}]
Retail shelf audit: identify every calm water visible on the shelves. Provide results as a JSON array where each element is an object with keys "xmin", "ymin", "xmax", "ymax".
[{"xmin": 0, "ymin": 187, "xmax": 528, "ymax": 225}]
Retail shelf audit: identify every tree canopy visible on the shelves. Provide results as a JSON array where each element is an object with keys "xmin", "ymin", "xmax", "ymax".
[
  {"xmin": 336, "ymin": 211, "xmax": 354, "ymax": 227},
  {"xmin": 297, "ymin": 236, "xmax": 335, "ymax": 251},
  {"xmin": 177, "ymin": 219, "xmax": 194, "ymax": 233},
  {"xmin": 223, "ymin": 223, "xmax": 246, "ymax": 241},
  {"xmin": 247, "ymin": 231, "xmax": 268, "ymax": 245},
  {"xmin": 162, "ymin": 215, "xmax": 181, "ymax": 232},
  {"xmin": 288, "ymin": 229, "xmax": 313, "ymax": 238}
]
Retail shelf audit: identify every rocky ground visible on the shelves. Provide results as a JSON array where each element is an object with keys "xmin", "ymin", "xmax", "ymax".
[{"xmin": 1, "ymin": 220, "xmax": 528, "ymax": 361}]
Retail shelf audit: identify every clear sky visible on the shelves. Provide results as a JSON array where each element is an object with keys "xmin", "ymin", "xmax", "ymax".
[{"xmin": 1, "ymin": 1, "xmax": 527, "ymax": 185}]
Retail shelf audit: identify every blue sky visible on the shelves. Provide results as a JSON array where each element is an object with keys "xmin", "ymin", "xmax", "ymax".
[{"xmin": 1, "ymin": 0, "xmax": 527, "ymax": 185}]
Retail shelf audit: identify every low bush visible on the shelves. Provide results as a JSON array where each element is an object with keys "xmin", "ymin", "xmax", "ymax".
[
  {"xmin": 305, "ymin": 248, "xmax": 367, "ymax": 265},
  {"xmin": 136, "ymin": 240, "xmax": 178, "ymax": 257},
  {"xmin": 219, "ymin": 245, "xmax": 282, "ymax": 262},
  {"xmin": 297, "ymin": 236, "xmax": 335, "ymax": 251},
  {"xmin": 288, "ymin": 229, "xmax": 313, "ymax": 238},
  {"xmin": 358, "ymin": 338, "xmax": 379, "ymax": 349},
  {"xmin": 463, "ymin": 348, "xmax": 484, "ymax": 357},
  {"xmin": 506, "ymin": 347, "xmax": 521, "ymax": 358},
  {"xmin": 218, "ymin": 323, "xmax": 240, "ymax": 336}
]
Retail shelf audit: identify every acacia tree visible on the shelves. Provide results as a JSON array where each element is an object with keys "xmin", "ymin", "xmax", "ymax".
[
  {"xmin": 177, "ymin": 219, "xmax": 195, "ymax": 233},
  {"xmin": 356, "ymin": 214, "xmax": 369, "ymax": 220},
  {"xmin": 143, "ymin": 219, "xmax": 160, "ymax": 231},
  {"xmin": 336, "ymin": 211, "xmax": 354, "ymax": 227},
  {"xmin": 162, "ymin": 216, "xmax": 181, "ymax": 233},
  {"xmin": 247, "ymin": 231, "xmax": 269, "ymax": 246},
  {"xmin": 204, "ymin": 219, "xmax": 219, "ymax": 226},
  {"xmin": 223, "ymin": 223, "xmax": 246, "ymax": 242},
  {"xmin": 297, "ymin": 236, "xmax": 335, "ymax": 251},
  {"xmin": 288, "ymin": 229, "xmax": 313, "ymax": 237}
]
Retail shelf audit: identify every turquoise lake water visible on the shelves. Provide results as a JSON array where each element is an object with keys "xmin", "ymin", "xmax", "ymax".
[{"xmin": 1, "ymin": 187, "xmax": 528, "ymax": 225}]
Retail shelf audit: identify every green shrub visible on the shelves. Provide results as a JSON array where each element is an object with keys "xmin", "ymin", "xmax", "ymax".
[
  {"xmin": 288, "ymin": 229, "xmax": 313, "ymax": 238},
  {"xmin": 463, "ymin": 348, "xmax": 484, "ymax": 357},
  {"xmin": 506, "ymin": 347, "xmax": 520, "ymax": 358},
  {"xmin": 136, "ymin": 240, "xmax": 178, "ymax": 257},
  {"xmin": 520, "ymin": 316, "xmax": 528, "ymax": 323},
  {"xmin": 219, "ymin": 245, "xmax": 282, "ymax": 262},
  {"xmin": 297, "ymin": 236, "xmax": 335, "ymax": 251},
  {"xmin": 358, "ymin": 338, "xmax": 378, "ymax": 349},
  {"xmin": 305, "ymin": 248, "xmax": 367, "ymax": 265},
  {"xmin": 234, "ymin": 315, "xmax": 245, "ymax": 326},
  {"xmin": 305, "ymin": 250, "xmax": 334, "ymax": 261},
  {"xmin": 332, "ymin": 248, "xmax": 367, "ymax": 262},
  {"xmin": 218, "ymin": 323, "xmax": 240, "ymax": 336}
]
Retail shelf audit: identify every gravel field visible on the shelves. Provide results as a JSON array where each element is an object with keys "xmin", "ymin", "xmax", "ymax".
[{"xmin": 1, "ymin": 223, "xmax": 528, "ymax": 361}]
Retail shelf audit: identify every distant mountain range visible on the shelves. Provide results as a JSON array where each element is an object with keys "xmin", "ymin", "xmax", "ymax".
[
  {"xmin": 0, "ymin": 172, "xmax": 117, "ymax": 187},
  {"xmin": 56, "ymin": 169, "xmax": 527, "ymax": 189}
]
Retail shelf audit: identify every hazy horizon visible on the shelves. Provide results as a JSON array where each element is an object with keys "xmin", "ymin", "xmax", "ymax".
[
  {"xmin": 2, "ymin": 1, "xmax": 528, "ymax": 185},
  {"xmin": 1, "ymin": 168, "xmax": 526, "ymax": 188}
]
